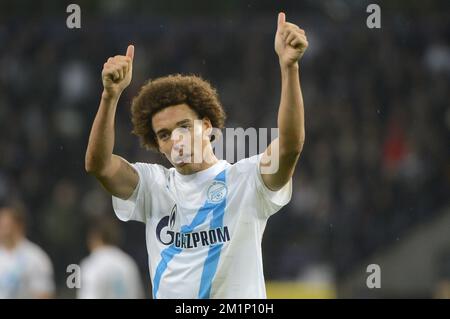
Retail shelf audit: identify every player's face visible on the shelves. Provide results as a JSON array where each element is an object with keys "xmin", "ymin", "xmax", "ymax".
[
  {"xmin": 0, "ymin": 209, "xmax": 20, "ymax": 243},
  {"xmin": 152, "ymin": 104, "xmax": 212, "ymax": 173}
]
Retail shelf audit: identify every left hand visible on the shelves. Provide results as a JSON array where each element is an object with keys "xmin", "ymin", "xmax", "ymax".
[{"xmin": 275, "ymin": 12, "xmax": 308, "ymax": 68}]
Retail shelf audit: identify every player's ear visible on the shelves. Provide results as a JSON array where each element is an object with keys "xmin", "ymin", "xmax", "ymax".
[
  {"xmin": 202, "ymin": 117, "xmax": 213, "ymax": 139},
  {"xmin": 202, "ymin": 117, "xmax": 212, "ymax": 130}
]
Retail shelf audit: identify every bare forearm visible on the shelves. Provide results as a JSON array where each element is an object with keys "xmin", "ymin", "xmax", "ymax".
[
  {"xmin": 260, "ymin": 12, "xmax": 307, "ymax": 191},
  {"xmin": 85, "ymin": 45, "xmax": 138, "ymax": 199},
  {"xmin": 85, "ymin": 91, "xmax": 120, "ymax": 174},
  {"xmin": 278, "ymin": 62, "xmax": 305, "ymax": 155}
]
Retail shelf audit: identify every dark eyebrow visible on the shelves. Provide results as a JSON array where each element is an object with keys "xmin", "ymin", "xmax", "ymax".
[
  {"xmin": 155, "ymin": 119, "xmax": 192, "ymax": 136},
  {"xmin": 176, "ymin": 119, "xmax": 191, "ymax": 126}
]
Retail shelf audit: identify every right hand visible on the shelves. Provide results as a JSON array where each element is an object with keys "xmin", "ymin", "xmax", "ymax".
[{"xmin": 102, "ymin": 45, "xmax": 134, "ymax": 97}]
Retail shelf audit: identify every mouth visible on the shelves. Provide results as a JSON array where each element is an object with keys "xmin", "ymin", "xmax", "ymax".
[{"xmin": 172, "ymin": 148, "xmax": 192, "ymax": 165}]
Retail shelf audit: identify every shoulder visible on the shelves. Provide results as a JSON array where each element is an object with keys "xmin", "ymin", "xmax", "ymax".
[
  {"xmin": 132, "ymin": 162, "xmax": 171, "ymax": 187},
  {"xmin": 80, "ymin": 250, "xmax": 108, "ymax": 275},
  {"xmin": 83, "ymin": 248, "xmax": 138, "ymax": 275},
  {"xmin": 114, "ymin": 248, "xmax": 140, "ymax": 271},
  {"xmin": 21, "ymin": 240, "xmax": 53, "ymax": 270},
  {"xmin": 228, "ymin": 154, "xmax": 261, "ymax": 175},
  {"xmin": 79, "ymin": 255, "xmax": 102, "ymax": 283},
  {"xmin": 132, "ymin": 162, "xmax": 169, "ymax": 176},
  {"xmin": 80, "ymin": 255, "xmax": 93, "ymax": 273}
]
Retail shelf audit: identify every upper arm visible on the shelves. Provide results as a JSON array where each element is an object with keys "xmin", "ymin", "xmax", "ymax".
[
  {"xmin": 260, "ymin": 138, "xmax": 300, "ymax": 191},
  {"xmin": 94, "ymin": 154, "xmax": 139, "ymax": 200}
]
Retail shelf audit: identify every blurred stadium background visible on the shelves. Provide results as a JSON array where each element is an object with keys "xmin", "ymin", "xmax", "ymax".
[{"xmin": 0, "ymin": 0, "xmax": 449, "ymax": 298}]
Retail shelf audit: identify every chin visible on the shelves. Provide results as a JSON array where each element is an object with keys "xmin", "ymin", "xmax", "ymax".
[{"xmin": 174, "ymin": 162, "xmax": 192, "ymax": 173}]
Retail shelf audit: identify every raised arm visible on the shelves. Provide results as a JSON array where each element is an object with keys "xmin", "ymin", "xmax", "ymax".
[
  {"xmin": 261, "ymin": 12, "xmax": 308, "ymax": 191},
  {"xmin": 85, "ymin": 45, "xmax": 139, "ymax": 200}
]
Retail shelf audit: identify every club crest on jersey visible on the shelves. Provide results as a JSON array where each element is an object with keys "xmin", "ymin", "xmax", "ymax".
[{"xmin": 207, "ymin": 181, "xmax": 227, "ymax": 203}]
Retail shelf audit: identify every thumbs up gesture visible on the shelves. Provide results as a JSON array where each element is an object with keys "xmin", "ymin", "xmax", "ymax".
[
  {"xmin": 275, "ymin": 13, "xmax": 308, "ymax": 68},
  {"xmin": 102, "ymin": 45, "xmax": 134, "ymax": 97}
]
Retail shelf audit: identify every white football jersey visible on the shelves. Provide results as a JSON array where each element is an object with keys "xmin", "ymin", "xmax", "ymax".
[
  {"xmin": 112, "ymin": 154, "xmax": 292, "ymax": 299},
  {"xmin": 78, "ymin": 246, "xmax": 144, "ymax": 299},
  {"xmin": 0, "ymin": 239, "xmax": 54, "ymax": 299}
]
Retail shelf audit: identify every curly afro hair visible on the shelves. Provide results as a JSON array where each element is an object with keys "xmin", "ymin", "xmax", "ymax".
[{"xmin": 131, "ymin": 74, "xmax": 226, "ymax": 151}]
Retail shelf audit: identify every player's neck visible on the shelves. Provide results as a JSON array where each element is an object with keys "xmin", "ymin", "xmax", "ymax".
[
  {"xmin": 201, "ymin": 144, "xmax": 218, "ymax": 169},
  {"xmin": 176, "ymin": 146, "xmax": 219, "ymax": 175},
  {"xmin": 1, "ymin": 234, "xmax": 23, "ymax": 251},
  {"xmin": 198, "ymin": 156, "xmax": 219, "ymax": 172},
  {"xmin": 88, "ymin": 238, "xmax": 109, "ymax": 253},
  {"xmin": 177, "ymin": 158, "xmax": 219, "ymax": 175}
]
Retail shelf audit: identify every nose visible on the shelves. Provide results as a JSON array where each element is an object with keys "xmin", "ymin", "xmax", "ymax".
[
  {"xmin": 172, "ymin": 142, "xmax": 184, "ymax": 153},
  {"xmin": 171, "ymin": 128, "xmax": 190, "ymax": 148}
]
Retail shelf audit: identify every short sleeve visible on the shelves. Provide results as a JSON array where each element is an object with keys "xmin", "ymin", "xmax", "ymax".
[
  {"xmin": 255, "ymin": 154, "xmax": 292, "ymax": 207},
  {"xmin": 112, "ymin": 162, "xmax": 161, "ymax": 223},
  {"xmin": 235, "ymin": 154, "xmax": 292, "ymax": 219}
]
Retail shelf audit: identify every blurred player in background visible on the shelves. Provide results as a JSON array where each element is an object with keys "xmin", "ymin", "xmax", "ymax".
[
  {"xmin": 85, "ymin": 12, "xmax": 307, "ymax": 298},
  {"xmin": 0, "ymin": 202, "xmax": 55, "ymax": 298},
  {"xmin": 78, "ymin": 217, "xmax": 144, "ymax": 299}
]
